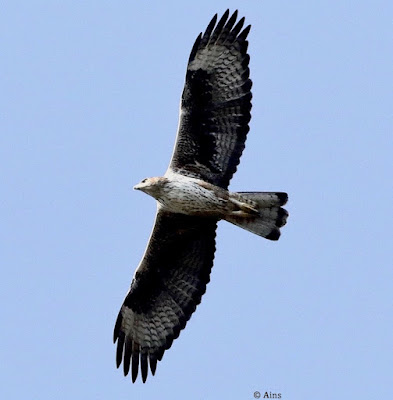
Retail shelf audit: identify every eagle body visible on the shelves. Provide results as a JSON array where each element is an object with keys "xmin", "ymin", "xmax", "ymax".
[
  {"xmin": 135, "ymin": 173, "xmax": 239, "ymax": 217},
  {"xmin": 114, "ymin": 10, "xmax": 289, "ymax": 383}
]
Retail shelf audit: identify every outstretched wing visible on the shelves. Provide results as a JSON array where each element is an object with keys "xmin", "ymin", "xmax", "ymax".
[
  {"xmin": 168, "ymin": 10, "xmax": 252, "ymax": 189},
  {"xmin": 114, "ymin": 210, "xmax": 217, "ymax": 382}
]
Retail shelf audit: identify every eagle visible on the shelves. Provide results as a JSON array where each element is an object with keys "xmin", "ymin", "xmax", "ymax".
[{"xmin": 114, "ymin": 10, "xmax": 289, "ymax": 383}]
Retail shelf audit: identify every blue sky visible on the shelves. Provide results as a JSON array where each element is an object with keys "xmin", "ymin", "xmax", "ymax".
[{"xmin": 1, "ymin": 1, "xmax": 392, "ymax": 399}]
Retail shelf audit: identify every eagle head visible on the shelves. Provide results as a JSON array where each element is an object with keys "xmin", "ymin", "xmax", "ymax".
[{"xmin": 134, "ymin": 177, "xmax": 168, "ymax": 199}]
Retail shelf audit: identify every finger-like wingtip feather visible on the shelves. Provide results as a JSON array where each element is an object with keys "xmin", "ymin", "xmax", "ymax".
[
  {"xmin": 141, "ymin": 352, "xmax": 148, "ymax": 383},
  {"xmin": 224, "ymin": 10, "xmax": 238, "ymax": 33},
  {"xmin": 116, "ymin": 332, "xmax": 125, "ymax": 368},
  {"xmin": 189, "ymin": 33, "xmax": 202, "ymax": 62},
  {"xmin": 113, "ymin": 311, "xmax": 122, "ymax": 343},
  {"xmin": 238, "ymin": 24, "xmax": 251, "ymax": 41},
  {"xmin": 201, "ymin": 13, "xmax": 217, "ymax": 44},
  {"xmin": 149, "ymin": 353, "xmax": 158, "ymax": 376},
  {"xmin": 210, "ymin": 9, "xmax": 229, "ymax": 43},
  {"xmin": 131, "ymin": 349, "xmax": 139, "ymax": 383},
  {"xmin": 228, "ymin": 16, "xmax": 245, "ymax": 41},
  {"xmin": 123, "ymin": 339, "xmax": 132, "ymax": 376}
]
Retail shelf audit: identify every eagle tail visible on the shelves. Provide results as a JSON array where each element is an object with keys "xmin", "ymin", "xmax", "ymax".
[{"xmin": 225, "ymin": 192, "xmax": 288, "ymax": 240}]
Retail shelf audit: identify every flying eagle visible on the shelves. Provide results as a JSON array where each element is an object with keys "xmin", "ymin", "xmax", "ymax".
[{"xmin": 114, "ymin": 10, "xmax": 288, "ymax": 383}]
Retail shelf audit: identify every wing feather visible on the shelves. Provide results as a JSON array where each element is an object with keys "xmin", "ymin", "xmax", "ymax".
[
  {"xmin": 208, "ymin": 9, "xmax": 229, "ymax": 44},
  {"xmin": 114, "ymin": 210, "xmax": 217, "ymax": 382},
  {"xmin": 168, "ymin": 10, "xmax": 252, "ymax": 189},
  {"xmin": 201, "ymin": 13, "xmax": 218, "ymax": 46}
]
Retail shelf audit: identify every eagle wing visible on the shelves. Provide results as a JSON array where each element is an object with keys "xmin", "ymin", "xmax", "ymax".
[
  {"xmin": 168, "ymin": 10, "xmax": 252, "ymax": 189},
  {"xmin": 114, "ymin": 209, "xmax": 217, "ymax": 382}
]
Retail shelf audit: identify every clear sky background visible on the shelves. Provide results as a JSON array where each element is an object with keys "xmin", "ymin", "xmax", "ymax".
[{"xmin": 1, "ymin": 1, "xmax": 392, "ymax": 399}]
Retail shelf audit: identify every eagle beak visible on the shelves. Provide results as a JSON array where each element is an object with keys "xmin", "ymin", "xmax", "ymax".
[{"xmin": 134, "ymin": 179, "xmax": 147, "ymax": 191}]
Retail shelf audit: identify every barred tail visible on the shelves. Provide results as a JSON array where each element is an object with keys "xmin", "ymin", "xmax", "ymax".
[{"xmin": 225, "ymin": 192, "xmax": 288, "ymax": 240}]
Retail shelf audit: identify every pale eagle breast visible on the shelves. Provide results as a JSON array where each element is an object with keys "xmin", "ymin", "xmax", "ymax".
[{"xmin": 158, "ymin": 174, "xmax": 228, "ymax": 216}]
